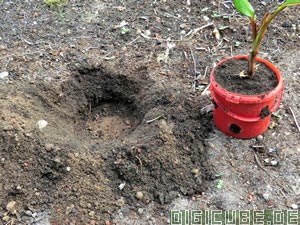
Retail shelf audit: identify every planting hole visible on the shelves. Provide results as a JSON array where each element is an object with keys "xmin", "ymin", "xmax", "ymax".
[
  {"xmin": 260, "ymin": 106, "xmax": 270, "ymax": 118},
  {"xmin": 229, "ymin": 123, "xmax": 241, "ymax": 134},
  {"xmin": 70, "ymin": 68, "xmax": 143, "ymax": 142}
]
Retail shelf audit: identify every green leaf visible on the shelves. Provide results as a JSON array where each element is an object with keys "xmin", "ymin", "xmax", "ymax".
[
  {"xmin": 233, "ymin": 0, "xmax": 255, "ymax": 18},
  {"xmin": 281, "ymin": 0, "xmax": 300, "ymax": 7},
  {"xmin": 216, "ymin": 180, "xmax": 225, "ymax": 189}
]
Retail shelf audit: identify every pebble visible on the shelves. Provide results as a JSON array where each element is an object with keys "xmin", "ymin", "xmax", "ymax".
[
  {"xmin": 6, "ymin": 201, "xmax": 17, "ymax": 214},
  {"xmin": 37, "ymin": 120, "xmax": 48, "ymax": 130},
  {"xmin": 191, "ymin": 168, "xmax": 199, "ymax": 175},
  {"xmin": 144, "ymin": 30, "xmax": 151, "ymax": 36},
  {"xmin": 282, "ymin": 20, "xmax": 293, "ymax": 27},
  {"xmin": 104, "ymin": 220, "xmax": 110, "ymax": 225},
  {"xmin": 262, "ymin": 193, "xmax": 270, "ymax": 201},
  {"xmin": 24, "ymin": 210, "xmax": 33, "ymax": 217},
  {"xmin": 66, "ymin": 166, "xmax": 71, "ymax": 172},
  {"xmin": 0, "ymin": 71, "xmax": 9, "ymax": 79},
  {"xmin": 291, "ymin": 204, "xmax": 298, "ymax": 209},
  {"xmin": 118, "ymin": 182, "xmax": 126, "ymax": 190},
  {"xmin": 135, "ymin": 191, "xmax": 144, "ymax": 200},
  {"xmin": 65, "ymin": 205, "xmax": 74, "ymax": 215},
  {"xmin": 270, "ymin": 160, "xmax": 278, "ymax": 166},
  {"xmin": 268, "ymin": 147, "xmax": 277, "ymax": 153},
  {"xmin": 115, "ymin": 198, "xmax": 125, "ymax": 207},
  {"xmin": 203, "ymin": 15, "xmax": 210, "ymax": 21},
  {"xmin": 2, "ymin": 215, "xmax": 10, "ymax": 222},
  {"xmin": 45, "ymin": 143, "xmax": 54, "ymax": 151},
  {"xmin": 137, "ymin": 208, "xmax": 144, "ymax": 215},
  {"xmin": 256, "ymin": 135, "xmax": 264, "ymax": 142},
  {"xmin": 88, "ymin": 211, "xmax": 95, "ymax": 217},
  {"xmin": 179, "ymin": 23, "xmax": 186, "ymax": 29}
]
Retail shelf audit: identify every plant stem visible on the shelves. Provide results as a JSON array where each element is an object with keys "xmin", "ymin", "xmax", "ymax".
[{"xmin": 248, "ymin": 6, "xmax": 287, "ymax": 77}]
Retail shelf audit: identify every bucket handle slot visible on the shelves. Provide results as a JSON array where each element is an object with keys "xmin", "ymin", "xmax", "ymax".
[{"xmin": 211, "ymin": 89, "xmax": 283, "ymax": 123}]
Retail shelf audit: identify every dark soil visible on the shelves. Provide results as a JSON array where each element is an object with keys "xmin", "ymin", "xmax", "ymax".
[
  {"xmin": 0, "ymin": 0, "xmax": 299, "ymax": 224},
  {"xmin": 214, "ymin": 58, "xmax": 278, "ymax": 95}
]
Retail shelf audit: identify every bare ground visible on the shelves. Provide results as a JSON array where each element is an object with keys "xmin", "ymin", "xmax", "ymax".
[{"xmin": 0, "ymin": 0, "xmax": 299, "ymax": 224}]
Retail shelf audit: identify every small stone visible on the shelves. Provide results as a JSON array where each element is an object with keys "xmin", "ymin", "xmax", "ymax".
[
  {"xmin": 0, "ymin": 71, "xmax": 9, "ymax": 79},
  {"xmin": 2, "ymin": 215, "xmax": 10, "ymax": 222},
  {"xmin": 191, "ymin": 168, "xmax": 199, "ymax": 175},
  {"xmin": 88, "ymin": 211, "xmax": 95, "ymax": 217},
  {"xmin": 256, "ymin": 135, "xmax": 264, "ymax": 142},
  {"xmin": 203, "ymin": 15, "xmax": 210, "ymax": 21},
  {"xmin": 37, "ymin": 120, "xmax": 48, "ymax": 130},
  {"xmin": 268, "ymin": 147, "xmax": 277, "ymax": 153},
  {"xmin": 270, "ymin": 160, "xmax": 278, "ymax": 166},
  {"xmin": 262, "ymin": 193, "xmax": 270, "ymax": 201},
  {"xmin": 3, "ymin": 125, "xmax": 14, "ymax": 131},
  {"xmin": 24, "ymin": 133, "xmax": 32, "ymax": 137},
  {"xmin": 291, "ymin": 204, "xmax": 298, "ymax": 209},
  {"xmin": 261, "ymin": 1, "xmax": 267, "ymax": 5},
  {"xmin": 115, "ymin": 198, "xmax": 125, "ymax": 207},
  {"xmin": 136, "ymin": 191, "xmax": 144, "ymax": 200},
  {"xmin": 137, "ymin": 208, "xmax": 144, "ymax": 215},
  {"xmin": 66, "ymin": 166, "xmax": 71, "ymax": 172},
  {"xmin": 144, "ymin": 30, "xmax": 151, "ymax": 36},
  {"xmin": 104, "ymin": 220, "xmax": 110, "ymax": 225},
  {"xmin": 6, "ymin": 201, "xmax": 16, "ymax": 214},
  {"xmin": 45, "ymin": 144, "xmax": 53, "ymax": 151},
  {"xmin": 282, "ymin": 20, "xmax": 292, "ymax": 27},
  {"xmin": 66, "ymin": 205, "xmax": 74, "ymax": 215},
  {"xmin": 1, "ymin": 158, "xmax": 5, "ymax": 163},
  {"xmin": 118, "ymin": 182, "xmax": 126, "ymax": 190},
  {"xmin": 24, "ymin": 210, "xmax": 33, "ymax": 217},
  {"xmin": 179, "ymin": 23, "xmax": 186, "ymax": 29}
]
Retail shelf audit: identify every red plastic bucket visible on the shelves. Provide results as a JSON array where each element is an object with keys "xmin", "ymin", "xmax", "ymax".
[{"xmin": 209, "ymin": 55, "xmax": 284, "ymax": 139}]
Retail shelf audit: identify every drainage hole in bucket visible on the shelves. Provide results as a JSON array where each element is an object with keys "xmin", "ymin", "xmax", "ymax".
[
  {"xmin": 229, "ymin": 123, "xmax": 241, "ymax": 134},
  {"xmin": 260, "ymin": 106, "xmax": 270, "ymax": 119}
]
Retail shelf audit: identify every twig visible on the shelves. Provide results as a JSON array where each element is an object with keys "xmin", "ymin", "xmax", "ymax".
[
  {"xmin": 146, "ymin": 114, "xmax": 166, "ymax": 124},
  {"xmin": 135, "ymin": 155, "xmax": 143, "ymax": 173},
  {"xmin": 201, "ymin": 83, "xmax": 211, "ymax": 96},
  {"xmin": 24, "ymin": 39, "xmax": 33, "ymax": 45},
  {"xmin": 185, "ymin": 23, "xmax": 214, "ymax": 39},
  {"xmin": 252, "ymin": 150, "xmax": 270, "ymax": 176},
  {"xmin": 126, "ymin": 37, "xmax": 140, "ymax": 45},
  {"xmin": 190, "ymin": 47, "xmax": 198, "ymax": 92},
  {"xmin": 164, "ymin": 12, "xmax": 183, "ymax": 21},
  {"xmin": 200, "ymin": 104, "xmax": 214, "ymax": 114},
  {"xmin": 140, "ymin": 23, "xmax": 214, "ymax": 42},
  {"xmin": 289, "ymin": 106, "xmax": 300, "ymax": 132}
]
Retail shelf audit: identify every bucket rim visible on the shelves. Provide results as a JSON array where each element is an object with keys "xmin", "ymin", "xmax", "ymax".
[{"xmin": 209, "ymin": 55, "xmax": 283, "ymax": 104}]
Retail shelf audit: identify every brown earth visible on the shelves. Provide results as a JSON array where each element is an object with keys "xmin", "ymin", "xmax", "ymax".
[
  {"xmin": 0, "ymin": 1, "xmax": 299, "ymax": 224},
  {"xmin": 214, "ymin": 58, "xmax": 278, "ymax": 95}
]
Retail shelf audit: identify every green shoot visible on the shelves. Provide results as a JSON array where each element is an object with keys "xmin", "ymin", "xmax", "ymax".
[{"xmin": 233, "ymin": 0, "xmax": 300, "ymax": 77}]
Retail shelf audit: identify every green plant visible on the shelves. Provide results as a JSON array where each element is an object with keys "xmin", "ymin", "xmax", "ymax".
[
  {"xmin": 120, "ymin": 27, "xmax": 130, "ymax": 35},
  {"xmin": 233, "ymin": 0, "xmax": 300, "ymax": 77},
  {"xmin": 216, "ymin": 179, "xmax": 225, "ymax": 189}
]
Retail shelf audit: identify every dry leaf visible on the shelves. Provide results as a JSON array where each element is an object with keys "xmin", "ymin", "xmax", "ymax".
[
  {"xmin": 239, "ymin": 70, "xmax": 248, "ymax": 78},
  {"xmin": 114, "ymin": 20, "xmax": 128, "ymax": 29},
  {"xmin": 213, "ymin": 27, "xmax": 220, "ymax": 40}
]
